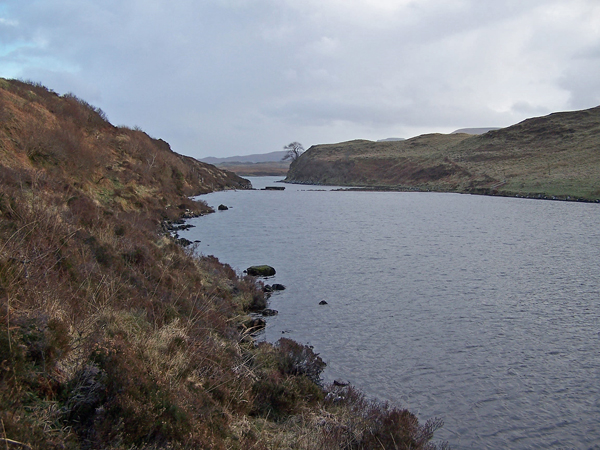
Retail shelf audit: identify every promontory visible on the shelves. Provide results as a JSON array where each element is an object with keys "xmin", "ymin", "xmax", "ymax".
[{"xmin": 285, "ymin": 105, "xmax": 600, "ymax": 202}]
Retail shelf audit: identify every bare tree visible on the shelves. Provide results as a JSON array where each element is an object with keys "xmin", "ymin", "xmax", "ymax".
[{"xmin": 282, "ymin": 142, "xmax": 304, "ymax": 162}]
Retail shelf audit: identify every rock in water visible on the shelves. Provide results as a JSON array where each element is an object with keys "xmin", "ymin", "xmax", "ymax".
[
  {"xmin": 243, "ymin": 317, "xmax": 266, "ymax": 332},
  {"xmin": 246, "ymin": 265, "xmax": 276, "ymax": 277},
  {"xmin": 218, "ymin": 204, "xmax": 229, "ymax": 210}
]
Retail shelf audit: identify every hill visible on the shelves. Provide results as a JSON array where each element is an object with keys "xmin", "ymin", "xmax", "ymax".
[
  {"xmin": 201, "ymin": 150, "xmax": 288, "ymax": 164},
  {"xmin": 0, "ymin": 79, "xmax": 444, "ymax": 449},
  {"xmin": 285, "ymin": 106, "xmax": 600, "ymax": 201},
  {"xmin": 209, "ymin": 161, "xmax": 290, "ymax": 176}
]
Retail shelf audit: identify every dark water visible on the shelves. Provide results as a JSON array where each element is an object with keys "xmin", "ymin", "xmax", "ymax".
[{"xmin": 181, "ymin": 176, "xmax": 600, "ymax": 449}]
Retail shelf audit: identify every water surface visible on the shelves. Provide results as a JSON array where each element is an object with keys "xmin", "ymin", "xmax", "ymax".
[{"xmin": 182, "ymin": 177, "xmax": 600, "ymax": 449}]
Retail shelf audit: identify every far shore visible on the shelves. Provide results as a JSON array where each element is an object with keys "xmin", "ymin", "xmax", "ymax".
[{"xmin": 282, "ymin": 179, "xmax": 600, "ymax": 203}]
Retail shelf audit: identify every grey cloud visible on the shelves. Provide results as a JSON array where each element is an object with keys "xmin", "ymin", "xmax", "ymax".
[
  {"xmin": 1, "ymin": 0, "xmax": 599, "ymax": 157},
  {"xmin": 559, "ymin": 46, "xmax": 600, "ymax": 110}
]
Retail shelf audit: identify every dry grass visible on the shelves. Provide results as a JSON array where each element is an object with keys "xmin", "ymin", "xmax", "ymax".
[{"xmin": 0, "ymin": 78, "xmax": 446, "ymax": 449}]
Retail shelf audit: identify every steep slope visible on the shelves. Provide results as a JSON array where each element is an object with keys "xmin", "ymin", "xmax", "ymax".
[
  {"xmin": 0, "ymin": 80, "xmax": 445, "ymax": 449},
  {"xmin": 285, "ymin": 134, "xmax": 472, "ymax": 188},
  {"xmin": 0, "ymin": 79, "xmax": 250, "ymax": 218},
  {"xmin": 286, "ymin": 106, "xmax": 600, "ymax": 201}
]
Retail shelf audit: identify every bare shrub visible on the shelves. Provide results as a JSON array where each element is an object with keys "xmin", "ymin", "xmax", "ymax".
[{"xmin": 276, "ymin": 338, "xmax": 326, "ymax": 385}]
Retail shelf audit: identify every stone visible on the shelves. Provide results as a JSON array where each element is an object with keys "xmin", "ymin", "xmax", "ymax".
[
  {"xmin": 175, "ymin": 237, "xmax": 193, "ymax": 247},
  {"xmin": 246, "ymin": 265, "xmax": 276, "ymax": 277},
  {"xmin": 319, "ymin": 300, "xmax": 328, "ymax": 305},
  {"xmin": 218, "ymin": 204, "xmax": 229, "ymax": 210},
  {"xmin": 244, "ymin": 317, "xmax": 266, "ymax": 332},
  {"xmin": 271, "ymin": 283, "xmax": 286, "ymax": 291}
]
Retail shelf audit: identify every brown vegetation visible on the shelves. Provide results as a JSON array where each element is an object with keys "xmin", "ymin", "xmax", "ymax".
[
  {"xmin": 0, "ymin": 79, "xmax": 446, "ymax": 449},
  {"xmin": 286, "ymin": 106, "xmax": 600, "ymax": 201}
]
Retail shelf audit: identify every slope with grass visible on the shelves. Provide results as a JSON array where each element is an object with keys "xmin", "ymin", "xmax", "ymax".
[
  {"xmin": 0, "ymin": 79, "xmax": 446, "ymax": 449},
  {"xmin": 286, "ymin": 106, "xmax": 600, "ymax": 201}
]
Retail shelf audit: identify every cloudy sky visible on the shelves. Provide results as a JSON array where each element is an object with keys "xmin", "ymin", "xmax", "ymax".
[{"xmin": 1, "ymin": 1, "xmax": 599, "ymax": 158}]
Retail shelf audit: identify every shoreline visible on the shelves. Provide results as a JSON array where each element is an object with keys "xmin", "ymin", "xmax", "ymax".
[{"xmin": 282, "ymin": 179, "xmax": 600, "ymax": 203}]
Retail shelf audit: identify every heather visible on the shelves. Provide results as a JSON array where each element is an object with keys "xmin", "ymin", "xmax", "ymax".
[{"xmin": 0, "ymin": 79, "xmax": 445, "ymax": 449}]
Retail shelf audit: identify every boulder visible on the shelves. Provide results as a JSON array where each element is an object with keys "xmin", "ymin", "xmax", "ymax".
[
  {"xmin": 261, "ymin": 308, "xmax": 279, "ymax": 316},
  {"xmin": 246, "ymin": 265, "xmax": 276, "ymax": 277},
  {"xmin": 271, "ymin": 283, "xmax": 286, "ymax": 291},
  {"xmin": 243, "ymin": 317, "xmax": 266, "ymax": 332},
  {"xmin": 319, "ymin": 300, "xmax": 328, "ymax": 305},
  {"xmin": 218, "ymin": 204, "xmax": 229, "ymax": 211},
  {"xmin": 175, "ymin": 237, "xmax": 193, "ymax": 247}
]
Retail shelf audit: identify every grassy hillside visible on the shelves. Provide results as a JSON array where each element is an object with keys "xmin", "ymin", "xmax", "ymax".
[
  {"xmin": 0, "ymin": 79, "xmax": 445, "ymax": 449},
  {"xmin": 286, "ymin": 106, "xmax": 600, "ymax": 201}
]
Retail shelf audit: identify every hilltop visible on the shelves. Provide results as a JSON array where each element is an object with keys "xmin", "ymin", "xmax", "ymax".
[
  {"xmin": 450, "ymin": 127, "xmax": 499, "ymax": 135},
  {"xmin": 286, "ymin": 106, "xmax": 600, "ymax": 201},
  {"xmin": 0, "ymin": 79, "xmax": 445, "ymax": 449}
]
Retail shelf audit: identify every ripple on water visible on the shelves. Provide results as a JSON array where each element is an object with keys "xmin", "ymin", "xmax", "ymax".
[{"xmin": 183, "ymin": 177, "xmax": 600, "ymax": 449}]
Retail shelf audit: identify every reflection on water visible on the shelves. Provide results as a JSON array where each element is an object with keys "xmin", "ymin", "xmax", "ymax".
[{"xmin": 182, "ymin": 177, "xmax": 600, "ymax": 449}]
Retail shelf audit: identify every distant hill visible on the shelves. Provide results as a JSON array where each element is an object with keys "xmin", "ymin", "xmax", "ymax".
[
  {"xmin": 285, "ymin": 106, "xmax": 600, "ymax": 201},
  {"xmin": 212, "ymin": 161, "xmax": 290, "ymax": 176},
  {"xmin": 201, "ymin": 150, "xmax": 288, "ymax": 164},
  {"xmin": 451, "ymin": 127, "xmax": 500, "ymax": 135},
  {"xmin": 201, "ymin": 151, "xmax": 291, "ymax": 176}
]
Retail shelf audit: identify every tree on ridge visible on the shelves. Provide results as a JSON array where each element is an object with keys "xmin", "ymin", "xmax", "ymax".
[{"xmin": 282, "ymin": 142, "xmax": 304, "ymax": 162}]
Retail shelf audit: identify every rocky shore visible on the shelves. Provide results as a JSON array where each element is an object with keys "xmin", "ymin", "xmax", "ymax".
[{"xmin": 0, "ymin": 79, "xmax": 446, "ymax": 450}]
